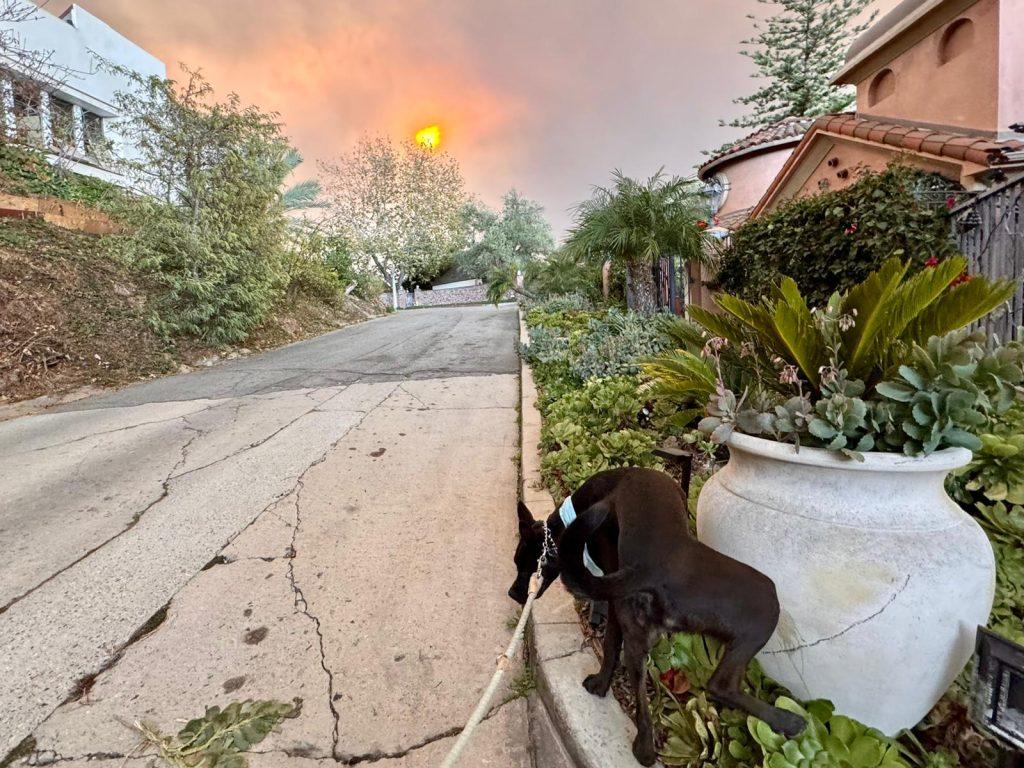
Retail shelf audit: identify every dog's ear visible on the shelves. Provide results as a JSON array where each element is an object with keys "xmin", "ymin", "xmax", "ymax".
[{"xmin": 517, "ymin": 501, "xmax": 535, "ymax": 534}]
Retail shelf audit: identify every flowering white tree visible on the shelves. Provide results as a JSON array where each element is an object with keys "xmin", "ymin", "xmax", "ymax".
[{"xmin": 321, "ymin": 134, "xmax": 466, "ymax": 308}]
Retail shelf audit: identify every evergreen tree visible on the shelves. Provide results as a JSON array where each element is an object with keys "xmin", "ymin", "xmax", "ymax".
[{"xmin": 724, "ymin": 0, "xmax": 876, "ymax": 131}]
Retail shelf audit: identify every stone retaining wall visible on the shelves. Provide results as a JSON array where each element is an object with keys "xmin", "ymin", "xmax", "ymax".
[
  {"xmin": 378, "ymin": 283, "xmax": 515, "ymax": 308},
  {"xmin": 0, "ymin": 193, "xmax": 120, "ymax": 236}
]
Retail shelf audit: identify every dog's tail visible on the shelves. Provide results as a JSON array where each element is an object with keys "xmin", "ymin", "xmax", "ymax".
[{"xmin": 558, "ymin": 503, "xmax": 638, "ymax": 601}]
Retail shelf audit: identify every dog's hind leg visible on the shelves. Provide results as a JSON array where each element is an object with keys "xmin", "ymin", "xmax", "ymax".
[
  {"xmin": 706, "ymin": 640, "xmax": 805, "ymax": 738},
  {"xmin": 583, "ymin": 603, "xmax": 621, "ymax": 697},
  {"xmin": 617, "ymin": 597, "xmax": 657, "ymax": 767}
]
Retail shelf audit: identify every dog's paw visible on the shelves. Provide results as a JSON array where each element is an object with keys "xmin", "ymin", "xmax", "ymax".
[
  {"xmin": 770, "ymin": 710, "xmax": 806, "ymax": 739},
  {"xmin": 632, "ymin": 734, "xmax": 657, "ymax": 766},
  {"xmin": 582, "ymin": 673, "xmax": 610, "ymax": 697}
]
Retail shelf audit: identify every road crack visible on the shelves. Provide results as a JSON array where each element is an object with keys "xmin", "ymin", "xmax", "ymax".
[
  {"xmin": 339, "ymin": 697, "xmax": 515, "ymax": 765},
  {"xmin": 283, "ymin": 383, "xmax": 398, "ymax": 760}
]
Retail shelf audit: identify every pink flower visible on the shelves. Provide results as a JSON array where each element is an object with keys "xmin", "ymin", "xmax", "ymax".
[
  {"xmin": 924, "ymin": 256, "xmax": 940, "ymax": 268},
  {"xmin": 779, "ymin": 365, "xmax": 800, "ymax": 386},
  {"xmin": 702, "ymin": 336, "xmax": 728, "ymax": 357}
]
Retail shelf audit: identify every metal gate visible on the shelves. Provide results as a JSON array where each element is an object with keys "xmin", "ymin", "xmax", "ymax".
[{"xmin": 953, "ymin": 176, "xmax": 1024, "ymax": 341}]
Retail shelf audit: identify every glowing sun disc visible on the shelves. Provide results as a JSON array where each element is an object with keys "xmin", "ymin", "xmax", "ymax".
[{"xmin": 415, "ymin": 124, "xmax": 441, "ymax": 148}]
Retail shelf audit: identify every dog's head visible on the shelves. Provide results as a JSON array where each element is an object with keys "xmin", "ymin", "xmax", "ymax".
[{"xmin": 508, "ymin": 501, "xmax": 559, "ymax": 605}]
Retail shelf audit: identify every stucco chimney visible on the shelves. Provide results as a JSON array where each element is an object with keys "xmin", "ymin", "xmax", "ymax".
[{"xmin": 833, "ymin": 0, "xmax": 1024, "ymax": 139}]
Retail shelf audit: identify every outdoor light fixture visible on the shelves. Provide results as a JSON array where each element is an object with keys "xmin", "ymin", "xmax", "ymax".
[
  {"xmin": 959, "ymin": 208, "xmax": 982, "ymax": 233},
  {"xmin": 970, "ymin": 626, "xmax": 1024, "ymax": 759}
]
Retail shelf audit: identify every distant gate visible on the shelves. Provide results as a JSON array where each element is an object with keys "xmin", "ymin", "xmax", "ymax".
[{"xmin": 953, "ymin": 176, "xmax": 1024, "ymax": 341}]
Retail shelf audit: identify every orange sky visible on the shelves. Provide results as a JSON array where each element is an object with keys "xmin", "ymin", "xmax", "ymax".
[{"xmin": 58, "ymin": 0, "xmax": 895, "ymax": 235}]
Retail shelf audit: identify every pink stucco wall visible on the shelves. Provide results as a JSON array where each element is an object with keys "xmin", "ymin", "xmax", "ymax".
[
  {"xmin": 787, "ymin": 138, "xmax": 964, "ymax": 203},
  {"xmin": 998, "ymin": 0, "xmax": 1024, "ymax": 137},
  {"xmin": 855, "ymin": 0, "xmax": 1001, "ymax": 134},
  {"xmin": 714, "ymin": 147, "xmax": 797, "ymax": 217}
]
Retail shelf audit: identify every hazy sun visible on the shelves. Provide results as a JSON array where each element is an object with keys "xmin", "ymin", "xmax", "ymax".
[{"xmin": 415, "ymin": 124, "xmax": 442, "ymax": 149}]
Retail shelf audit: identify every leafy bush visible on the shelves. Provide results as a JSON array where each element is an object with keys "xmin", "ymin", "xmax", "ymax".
[
  {"xmin": 539, "ymin": 376, "xmax": 662, "ymax": 495},
  {"xmin": 0, "ymin": 143, "xmax": 121, "ymax": 205},
  {"xmin": 527, "ymin": 292, "xmax": 593, "ymax": 315},
  {"xmin": 525, "ymin": 249, "xmax": 603, "ymax": 300},
  {"xmin": 714, "ymin": 164, "xmax": 963, "ymax": 306},
  {"xmin": 110, "ymin": 68, "xmax": 294, "ymax": 344}
]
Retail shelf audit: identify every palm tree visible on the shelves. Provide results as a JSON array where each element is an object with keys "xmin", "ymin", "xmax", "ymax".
[
  {"xmin": 280, "ymin": 148, "xmax": 328, "ymax": 212},
  {"xmin": 564, "ymin": 170, "xmax": 709, "ymax": 315}
]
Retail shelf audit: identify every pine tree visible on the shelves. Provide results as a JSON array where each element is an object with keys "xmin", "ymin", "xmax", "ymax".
[{"xmin": 724, "ymin": 0, "xmax": 877, "ymax": 131}]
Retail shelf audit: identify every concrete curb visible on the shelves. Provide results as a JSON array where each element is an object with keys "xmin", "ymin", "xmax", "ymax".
[{"xmin": 518, "ymin": 309, "xmax": 644, "ymax": 768}]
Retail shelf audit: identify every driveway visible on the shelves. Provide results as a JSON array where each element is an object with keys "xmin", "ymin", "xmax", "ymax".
[{"xmin": 0, "ymin": 305, "xmax": 531, "ymax": 766}]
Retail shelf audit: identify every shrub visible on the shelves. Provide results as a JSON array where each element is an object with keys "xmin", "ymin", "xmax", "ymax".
[
  {"xmin": 0, "ymin": 143, "xmax": 121, "ymax": 205},
  {"xmin": 110, "ymin": 68, "xmax": 294, "ymax": 344},
  {"xmin": 539, "ymin": 376, "xmax": 662, "ymax": 495},
  {"xmin": 571, "ymin": 309, "xmax": 671, "ymax": 380},
  {"xmin": 714, "ymin": 164, "xmax": 963, "ymax": 305}
]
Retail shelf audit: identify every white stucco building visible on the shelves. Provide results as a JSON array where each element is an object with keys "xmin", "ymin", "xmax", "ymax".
[{"xmin": 0, "ymin": 1, "xmax": 165, "ymax": 186}]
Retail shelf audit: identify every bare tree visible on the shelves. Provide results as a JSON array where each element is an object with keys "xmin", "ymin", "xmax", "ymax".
[{"xmin": 0, "ymin": 1, "xmax": 80, "ymax": 165}]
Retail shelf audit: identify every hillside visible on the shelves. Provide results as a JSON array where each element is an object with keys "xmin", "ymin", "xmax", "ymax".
[{"xmin": 0, "ymin": 217, "xmax": 380, "ymax": 406}]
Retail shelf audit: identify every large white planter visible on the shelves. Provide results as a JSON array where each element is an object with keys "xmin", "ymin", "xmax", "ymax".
[{"xmin": 696, "ymin": 433, "xmax": 995, "ymax": 735}]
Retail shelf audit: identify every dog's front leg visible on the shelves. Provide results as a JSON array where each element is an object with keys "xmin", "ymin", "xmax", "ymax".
[
  {"xmin": 583, "ymin": 604, "xmax": 621, "ymax": 697},
  {"xmin": 622, "ymin": 630, "xmax": 657, "ymax": 766}
]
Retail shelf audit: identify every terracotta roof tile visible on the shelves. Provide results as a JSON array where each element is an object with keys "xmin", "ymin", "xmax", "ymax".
[
  {"xmin": 699, "ymin": 117, "xmax": 812, "ymax": 178},
  {"xmin": 942, "ymin": 144, "xmax": 969, "ymax": 161},
  {"xmin": 717, "ymin": 207, "xmax": 754, "ymax": 230},
  {"xmin": 810, "ymin": 114, "xmax": 1024, "ymax": 166}
]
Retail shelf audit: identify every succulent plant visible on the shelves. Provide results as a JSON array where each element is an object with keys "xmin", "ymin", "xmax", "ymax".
[
  {"xmin": 873, "ymin": 330, "xmax": 1022, "ymax": 455},
  {"xmin": 660, "ymin": 693, "xmax": 727, "ymax": 767},
  {"xmin": 807, "ymin": 394, "xmax": 874, "ymax": 458},
  {"xmin": 749, "ymin": 697, "xmax": 908, "ymax": 768}
]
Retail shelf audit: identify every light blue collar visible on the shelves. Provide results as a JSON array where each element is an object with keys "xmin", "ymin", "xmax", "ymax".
[{"xmin": 558, "ymin": 496, "xmax": 605, "ymax": 577}]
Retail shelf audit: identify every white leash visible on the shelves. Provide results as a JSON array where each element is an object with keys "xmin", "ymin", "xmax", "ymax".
[{"xmin": 439, "ymin": 522, "xmax": 555, "ymax": 767}]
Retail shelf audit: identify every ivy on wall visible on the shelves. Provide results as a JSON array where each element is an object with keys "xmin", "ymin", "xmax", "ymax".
[{"xmin": 713, "ymin": 164, "xmax": 963, "ymax": 306}]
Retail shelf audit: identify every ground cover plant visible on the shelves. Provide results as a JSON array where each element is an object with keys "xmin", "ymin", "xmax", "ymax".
[
  {"xmin": 521, "ymin": 294, "xmax": 673, "ymax": 497},
  {"xmin": 520, "ymin": 291, "xmax": 998, "ymax": 768}
]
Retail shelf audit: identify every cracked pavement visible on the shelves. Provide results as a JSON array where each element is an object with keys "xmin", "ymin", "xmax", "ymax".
[{"xmin": 0, "ymin": 305, "xmax": 532, "ymax": 766}]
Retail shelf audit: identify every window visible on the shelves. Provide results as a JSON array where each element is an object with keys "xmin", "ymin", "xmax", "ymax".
[
  {"xmin": 11, "ymin": 79, "xmax": 42, "ymax": 144},
  {"xmin": 868, "ymin": 69, "xmax": 895, "ymax": 107},
  {"xmin": 939, "ymin": 18, "xmax": 974, "ymax": 65},
  {"xmin": 50, "ymin": 96, "xmax": 74, "ymax": 149},
  {"xmin": 83, "ymin": 111, "xmax": 104, "ymax": 157}
]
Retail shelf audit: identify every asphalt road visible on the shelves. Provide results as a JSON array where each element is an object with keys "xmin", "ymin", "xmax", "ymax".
[{"xmin": 0, "ymin": 305, "xmax": 531, "ymax": 766}]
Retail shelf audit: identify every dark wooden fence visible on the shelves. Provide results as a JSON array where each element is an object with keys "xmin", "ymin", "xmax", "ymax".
[{"xmin": 953, "ymin": 176, "xmax": 1024, "ymax": 341}]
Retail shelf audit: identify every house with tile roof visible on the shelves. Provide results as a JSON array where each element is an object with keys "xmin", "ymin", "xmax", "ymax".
[
  {"xmin": 689, "ymin": 118, "xmax": 812, "ymax": 308},
  {"xmin": 752, "ymin": 0, "xmax": 1024, "ymax": 217}
]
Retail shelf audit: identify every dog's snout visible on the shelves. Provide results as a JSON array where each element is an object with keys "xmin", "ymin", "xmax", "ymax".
[{"xmin": 507, "ymin": 585, "xmax": 527, "ymax": 604}]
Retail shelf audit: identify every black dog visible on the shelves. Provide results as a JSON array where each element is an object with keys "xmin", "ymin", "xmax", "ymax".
[{"xmin": 509, "ymin": 467, "xmax": 804, "ymax": 766}]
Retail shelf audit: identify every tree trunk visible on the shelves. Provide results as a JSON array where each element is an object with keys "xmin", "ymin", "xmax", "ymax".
[{"xmin": 626, "ymin": 259, "xmax": 657, "ymax": 315}]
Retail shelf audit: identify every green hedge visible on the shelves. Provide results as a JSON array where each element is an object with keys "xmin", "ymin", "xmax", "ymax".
[{"xmin": 713, "ymin": 164, "xmax": 962, "ymax": 305}]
